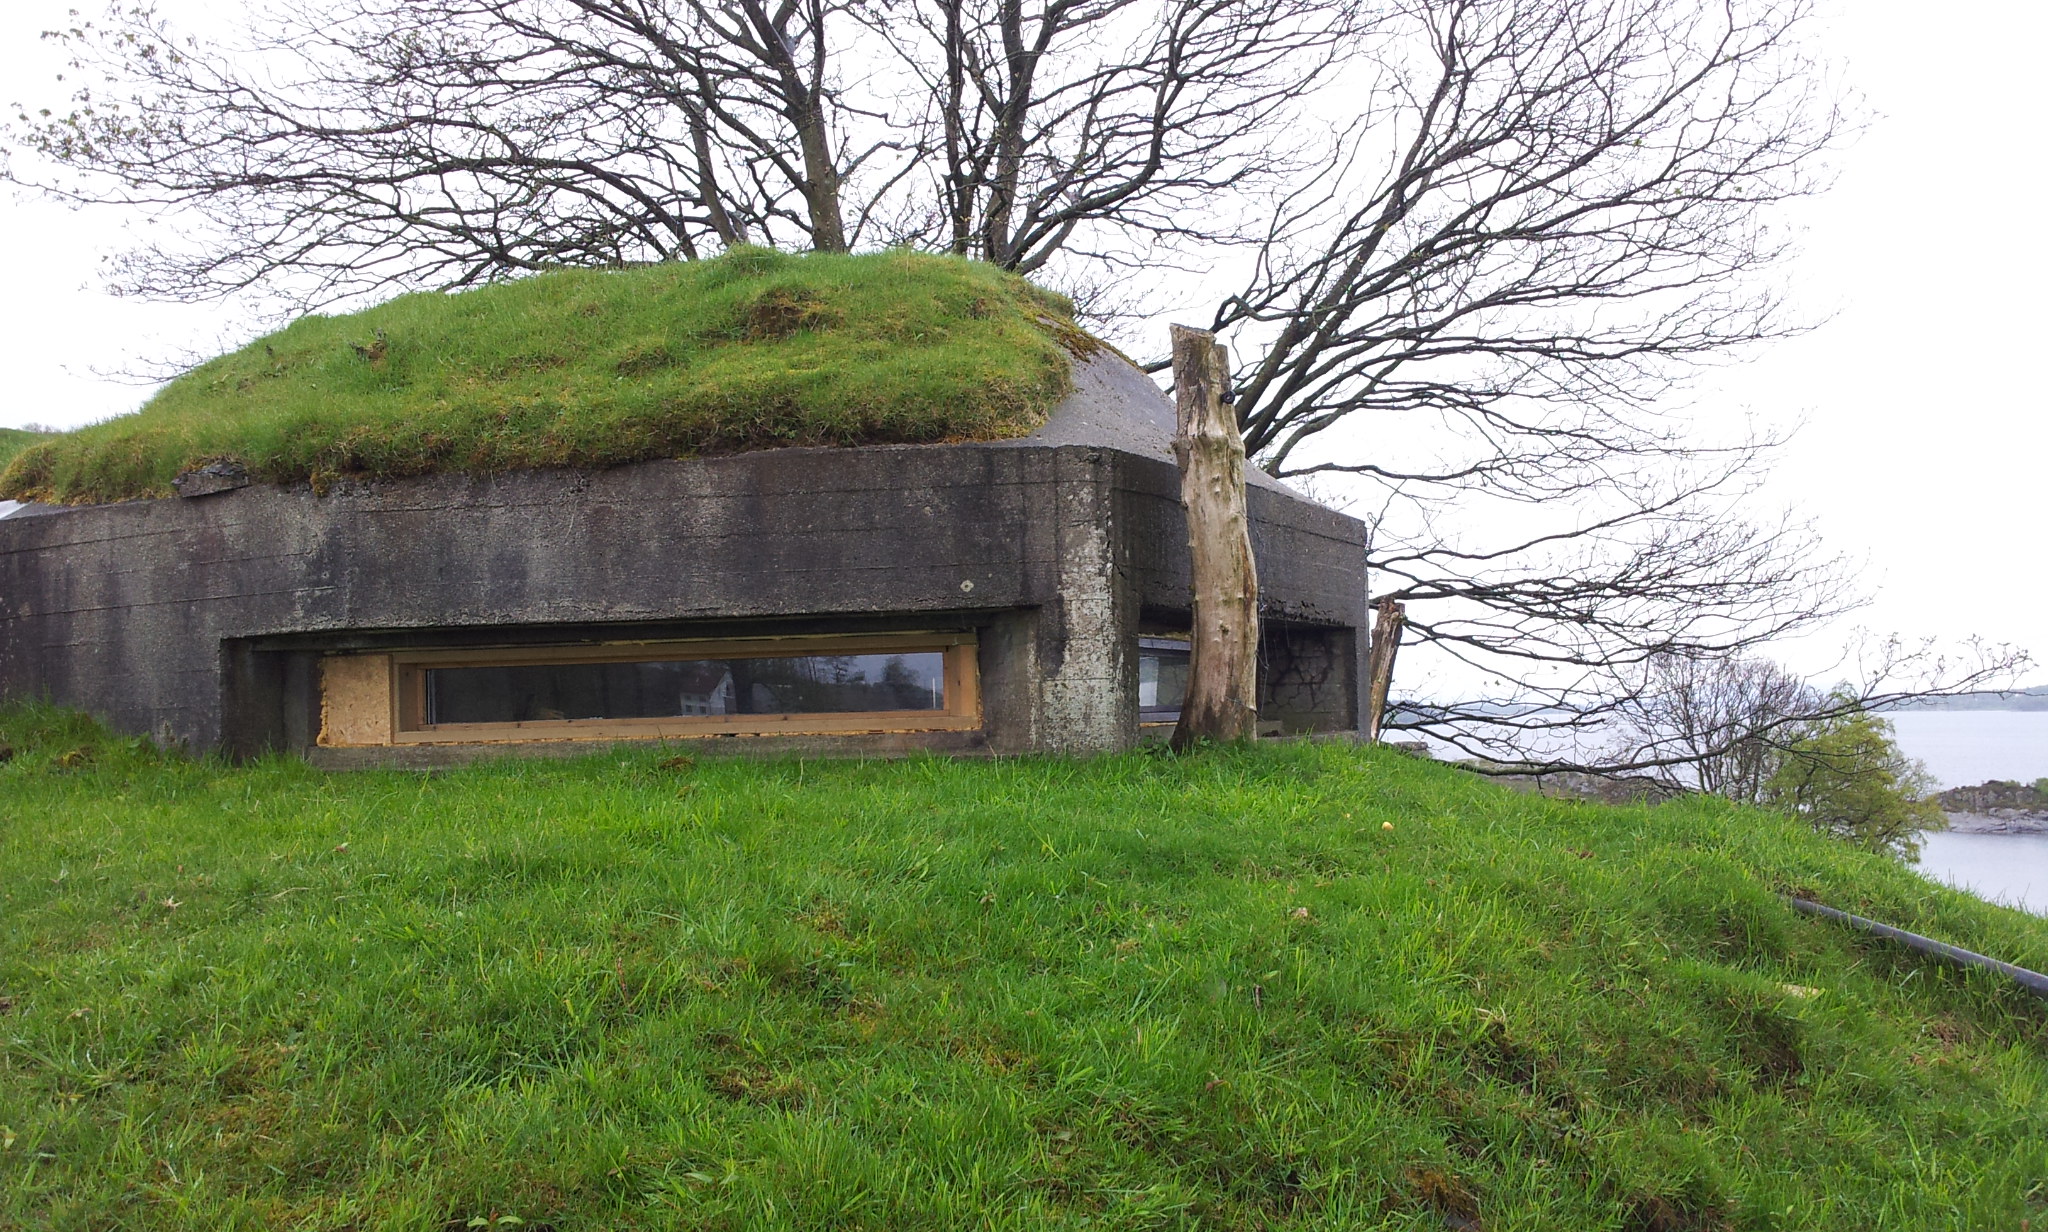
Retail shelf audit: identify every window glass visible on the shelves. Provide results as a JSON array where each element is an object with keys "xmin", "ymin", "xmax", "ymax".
[
  {"xmin": 1138, "ymin": 639, "xmax": 1189, "ymax": 722},
  {"xmin": 424, "ymin": 652, "xmax": 946, "ymax": 725}
]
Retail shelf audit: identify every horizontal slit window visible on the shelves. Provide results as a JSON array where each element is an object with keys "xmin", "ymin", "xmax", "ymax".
[
  {"xmin": 317, "ymin": 633, "xmax": 980, "ymax": 747},
  {"xmin": 423, "ymin": 652, "xmax": 948, "ymax": 726}
]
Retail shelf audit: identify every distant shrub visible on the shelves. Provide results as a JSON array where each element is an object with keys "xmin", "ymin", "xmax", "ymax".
[{"xmin": 1764, "ymin": 708, "xmax": 1943, "ymax": 856}]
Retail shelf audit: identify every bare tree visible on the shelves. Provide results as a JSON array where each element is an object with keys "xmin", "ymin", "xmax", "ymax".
[
  {"xmin": 1459, "ymin": 634, "xmax": 2029, "ymax": 783},
  {"xmin": 9, "ymin": 0, "xmax": 1350, "ymax": 308},
  {"xmin": 858, "ymin": 0, "xmax": 1354, "ymax": 274},
  {"xmin": 1151, "ymin": 0, "xmax": 1962, "ymax": 762},
  {"xmin": 10, "ymin": 0, "xmax": 898, "ymax": 307},
  {"xmin": 1218, "ymin": 0, "xmax": 1839, "ymax": 470},
  {"xmin": 1593, "ymin": 649, "xmax": 1960, "ymax": 853},
  {"xmin": 1618, "ymin": 653, "xmax": 1821, "ymax": 801}
]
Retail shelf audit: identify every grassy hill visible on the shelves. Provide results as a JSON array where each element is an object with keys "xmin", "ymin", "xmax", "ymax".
[
  {"xmin": 2, "ymin": 704, "xmax": 2045, "ymax": 1230},
  {"xmin": 0, "ymin": 249, "xmax": 1085, "ymax": 506},
  {"xmin": 0, "ymin": 427, "xmax": 54, "ymax": 474}
]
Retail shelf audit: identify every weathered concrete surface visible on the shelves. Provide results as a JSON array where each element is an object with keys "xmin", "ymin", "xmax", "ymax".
[
  {"xmin": 0, "ymin": 355, "xmax": 1370, "ymax": 759},
  {"xmin": 1003, "ymin": 349, "xmax": 1296, "ymax": 493}
]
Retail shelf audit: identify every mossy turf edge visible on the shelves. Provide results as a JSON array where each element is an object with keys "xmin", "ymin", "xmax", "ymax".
[{"xmin": 1, "ymin": 249, "xmax": 1085, "ymax": 505}]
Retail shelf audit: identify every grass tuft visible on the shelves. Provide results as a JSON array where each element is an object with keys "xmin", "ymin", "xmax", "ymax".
[
  {"xmin": 2, "ymin": 701, "xmax": 2046, "ymax": 1229},
  {"xmin": 1, "ymin": 249, "xmax": 1084, "ymax": 505},
  {"xmin": 0, "ymin": 427, "xmax": 54, "ymax": 474}
]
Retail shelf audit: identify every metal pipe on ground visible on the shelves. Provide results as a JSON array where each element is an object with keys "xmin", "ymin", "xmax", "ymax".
[{"xmin": 1784, "ymin": 896, "xmax": 2048, "ymax": 1001}]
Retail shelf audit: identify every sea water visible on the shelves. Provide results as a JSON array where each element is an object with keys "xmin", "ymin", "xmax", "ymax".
[
  {"xmin": 1885, "ymin": 710, "xmax": 2048, "ymax": 790},
  {"xmin": 1891, "ymin": 712, "xmax": 2048, "ymax": 916},
  {"xmin": 1913, "ymin": 831, "xmax": 2048, "ymax": 916}
]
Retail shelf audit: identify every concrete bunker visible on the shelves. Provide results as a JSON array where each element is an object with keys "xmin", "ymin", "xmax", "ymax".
[{"xmin": 0, "ymin": 261, "xmax": 1368, "ymax": 763}]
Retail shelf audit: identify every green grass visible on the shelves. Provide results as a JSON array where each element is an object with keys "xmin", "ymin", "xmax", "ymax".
[
  {"xmin": 2, "ymin": 705, "xmax": 2046, "ymax": 1230},
  {"xmin": 0, "ymin": 428, "xmax": 53, "ymax": 473},
  {"xmin": 0, "ymin": 249, "xmax": 1085, "ymax": 505}
]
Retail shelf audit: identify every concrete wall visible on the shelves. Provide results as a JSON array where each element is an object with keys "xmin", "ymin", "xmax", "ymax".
[{"xmin": 0, "ymin": 439, "xmax": 1368, "ymax": 760}]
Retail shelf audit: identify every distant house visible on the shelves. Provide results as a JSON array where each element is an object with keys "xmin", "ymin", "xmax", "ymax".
[
  {"xmin": 677, "ymin": 663, "xmax": 738, "ymax": 717},
  {"xmin": 1, "ymin": 356, "xmax": 1368, "ymax": 763}
]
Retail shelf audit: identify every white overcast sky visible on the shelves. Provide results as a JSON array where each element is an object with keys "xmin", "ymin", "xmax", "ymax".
[{"xmin": 0, "ymin": 1, "xmax": 2041, "ymax": 686}]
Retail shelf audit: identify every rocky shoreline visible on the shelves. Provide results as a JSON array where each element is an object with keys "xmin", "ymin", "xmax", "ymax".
[
  {"xmin": 1941, "ymin": 810, "xmax": 2048, "ymax": 835},
  {"xmin": 1936, "ymin": 781, "xmax": 2048, "ymax": 834},
  {"xmin": 1417, "ymin": 753, "xmax": 2048, "ymax": 832},
  {"xmin": 1385, "ymin": 741, "xmax": 2048, "ymax": 828}
]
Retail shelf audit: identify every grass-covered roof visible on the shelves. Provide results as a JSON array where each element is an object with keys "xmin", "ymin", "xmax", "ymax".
[{"xmin": 1, "ymin": 248, "xmax": 1093, "ymax": 505}]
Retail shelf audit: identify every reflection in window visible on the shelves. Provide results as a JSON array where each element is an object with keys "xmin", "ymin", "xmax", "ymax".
[
  {"xmin": 1138, "ymin": 638, "xmax": 1189, "ymax": 722},
  {"xmin": 424, "ymin": 652, "xmax": 946, "ymax": 726}
]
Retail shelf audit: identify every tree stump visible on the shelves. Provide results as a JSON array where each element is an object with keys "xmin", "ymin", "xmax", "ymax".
[
  {"xmin": 1364, "ymin": 597, "xmax": 1406, "ymax": 743},
  {"xmin": 1169, "ymin": 324, "xmax": 1259, "ymax": 749}
]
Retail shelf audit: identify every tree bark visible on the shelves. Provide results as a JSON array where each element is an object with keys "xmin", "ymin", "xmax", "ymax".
[
  {"xmin": 1170, "ymin": 324, "xmax": 1259, "ymax": 750},
  {"xmin": 1363, "ymin": 597, "xmax": 1406, "ymax": 744}
]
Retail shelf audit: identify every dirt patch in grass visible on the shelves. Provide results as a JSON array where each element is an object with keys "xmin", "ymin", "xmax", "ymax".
[
  {"xmin": 1622, "ymin": 1192, "xmax": 1728, "ymax": 1232},
  {"xmin": 708, "ymin": 1064, "xmax": 812, "ymax": 1109},
  {"xmin": 740, "ymin": 285, "xmax": 842, "ymax": 340},
  {"xmin": 1405, "ymin": 1165, "xmax": 1483, "ymax": 1229}
]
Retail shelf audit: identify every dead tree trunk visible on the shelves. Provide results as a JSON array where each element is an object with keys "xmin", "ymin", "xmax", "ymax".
[
  {"xmin": 1169, "ymin": 324, "xmax": 1259, "ymax": 749},
  {"xmin": 1363, "ymin": 597, "xmax": 1406, "ymax": 743}
]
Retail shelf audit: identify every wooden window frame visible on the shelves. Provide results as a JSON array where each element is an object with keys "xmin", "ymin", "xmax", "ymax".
[{"xmin": 347, "ymin": 632, "xmax": 979, "ymax": 745}]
